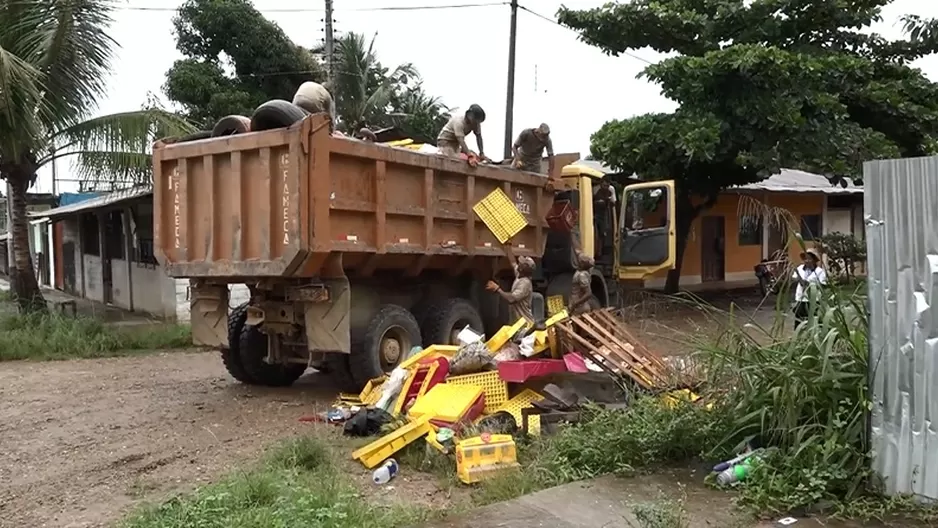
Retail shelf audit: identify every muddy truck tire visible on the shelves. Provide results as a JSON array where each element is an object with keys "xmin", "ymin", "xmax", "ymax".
[
  {"xmin": 349, "ymin": 304, "xmax": 421, "ymax": 387},
  {"xmin": 222, "ymin": 303, "xmax": 256, "ymax": 384},
  {"xmin": 420, "ymin": 298, "xmax": 484, "ymax": 347},
  {"xmin": 237, "ymin": 325, "xmax": 306, "ymax": 387}
]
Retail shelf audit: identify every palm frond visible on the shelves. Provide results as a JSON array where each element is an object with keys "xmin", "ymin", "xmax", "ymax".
[
  {"xmin": 43, "ymin": 109, "xmax": 195, "ymax": 182},
  {"xmin": 0, "ymin": 44, "xmax": 47, "ymax": 161},
  {"xmin": 5, "ymin": 0, "xmax": 118, "ymax": 129}
]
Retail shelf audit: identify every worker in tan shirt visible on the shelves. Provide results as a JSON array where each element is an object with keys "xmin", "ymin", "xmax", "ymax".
[
  {"xmin": 293, "ymin": 81, "xmax": 335, "ymax": 132},
  {"xmin": 486, "ymin": 243, "xmax": 535, "ymax": 323},
  {"xmin": 437, "ymin": 104, "xmax": 487, "ymax": 159},
  {"xmin": 511, "ymin": 123, "xmax": 554, "ymax": 175}
]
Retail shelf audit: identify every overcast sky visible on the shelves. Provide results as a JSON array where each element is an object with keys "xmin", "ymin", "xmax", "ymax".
[{"xmin": 33, "ymin": 0, "xmax": 938, "ymax": 194}]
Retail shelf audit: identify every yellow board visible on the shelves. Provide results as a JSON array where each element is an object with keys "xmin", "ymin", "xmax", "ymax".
[
  {"xmin": 446, "ymin": 371, "xmax": 509, "ymax": 413},
  {"xmin": 485, "ymin": 318, "xmax": 529, "ymax": 353},
  {"xmin": 408, "ymin": 383, "xmax": 483, "ymax": 423},
  {"xmin": 399, "ymin": 345, "xmax": 459, "ymax": 370},
  {"xmin": 473, "ymin": 188, "xmax": 528, "ymax": 244},
  {"xmin": 455, "ymin": 434, "xmax": 520, "ymax": 484},
  {"xmin": 352, "ymin": 416, "xmax": 434, "ymax": 469}
]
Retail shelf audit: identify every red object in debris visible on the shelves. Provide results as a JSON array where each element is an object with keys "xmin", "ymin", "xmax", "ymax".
[
  {"xmin": 298, "ymin": 414, "xmax": 323, "ymax": 423},
  {"xmin": 563, "ymin": 352, "xmax": 590, "ymax": 373},
  {"xmin": 546, "ymin": 200, "xmax": 576, "ymax": 232},
  {"xmin": 498, "ymin": 359, "xmax": 568, "ymax": 383},
  {"xmin": 429, "ymin": 394, "xmax": 486, "ymax": 433}
]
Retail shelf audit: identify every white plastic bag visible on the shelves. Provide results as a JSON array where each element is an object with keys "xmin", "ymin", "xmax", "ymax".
[
  {"xmin": 375, "ymin": 367, "xmax": 409, "ymax": 410},
  {"xmin": 519, "ymin": 333, "xmax": 537, "ymax": 357}
]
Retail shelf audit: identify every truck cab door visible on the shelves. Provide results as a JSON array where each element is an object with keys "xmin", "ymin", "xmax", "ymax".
[{"xmin": 617, "ymin": 180, "xmax": 677, "ymax": 280}]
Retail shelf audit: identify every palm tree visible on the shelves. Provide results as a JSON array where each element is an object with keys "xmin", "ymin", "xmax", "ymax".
[
  {"xmin": 0, "ymin": 1, "xmax": 192, "ymax": 313},
  {"xmin": 331, "ymin": 32, "xmax": 419, "ymax": 133},
  {"xmin": 389, "ymin": 85, "xmax": 451, "ymax": 144}
]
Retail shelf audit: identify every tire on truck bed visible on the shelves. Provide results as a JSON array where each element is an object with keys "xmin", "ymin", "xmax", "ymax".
[
  {"xmin": 349, "ymin": 304, "xmax": 421, "ymax": 387},
  {"xmin": 420, "ymin": 298, "xmax": 484, "ymax": 347},
  {"xmin": 238, "ymin": 325, "xmax": 307, "ymax": 387},
  {"xmin": 222, "ymin": 303, "xmax": 256, "ymax": 384}
]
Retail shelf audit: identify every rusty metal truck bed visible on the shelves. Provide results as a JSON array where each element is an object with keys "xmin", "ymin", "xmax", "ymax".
[{"xmin": 153, "ymin": 115, "xmax": 556, "ymax": 278}]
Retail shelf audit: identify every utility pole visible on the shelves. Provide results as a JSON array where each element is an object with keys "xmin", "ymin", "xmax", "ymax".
[
  {"xmin": 50, "ymin": 150, "xmax": 57, "ymax": 197},
  {"xmin": 503, "ymin": 0, "xmax": 518, "ymax": 160},
  {"xmin": 324, "ymin": 0, "xmax": 335, "ymax": 83}
]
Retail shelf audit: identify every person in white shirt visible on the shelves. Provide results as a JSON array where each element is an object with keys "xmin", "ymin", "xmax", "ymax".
[{"xmin": 791, "ymin": 247, "xmax": 827, "ymax": 329}]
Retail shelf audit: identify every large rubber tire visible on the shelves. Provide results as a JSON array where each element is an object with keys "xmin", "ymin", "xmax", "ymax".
[
  {"xmin": 420, "ymin": 298, "xmax": 484, "ymax": 347},
  {"xmin": 222, "ymin": 303, "xmax": 256, "ymax": 384},
  {"xmin": 211, "ymin": 114, "xmax": 251, "ymax": 137},
  {"xmin": 250, "ymin": 99, "xmax": 309, "ymax": 132},
  {"xmin": 349, "ymin": 304, "xmax": 421, "ymax": 387},
  {"xmin": 238, "ymin": 325, "xmax": 307, "ymax": 387}
]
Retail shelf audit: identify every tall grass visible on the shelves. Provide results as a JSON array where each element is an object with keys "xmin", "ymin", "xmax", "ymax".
[
  {"xmin": 122, "ymin": 436, "xmax": 432, "ymax": 528},
  {"xmin": 697, "ymin": 282, "xmax": 873, "ymax": 514},
  {"xmin": 0, "ymin": 312, "xmax": 192, "ymax": 361}
]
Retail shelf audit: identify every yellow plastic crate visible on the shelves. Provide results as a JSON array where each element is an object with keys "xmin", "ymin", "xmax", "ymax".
[
  {"xmin": 408, "ymin": 383, "xmax": 483, "ymax": 423},
  {"xmin": 446, "ymin": 371, "xmax": 509, "ymax": 413},
  {"xmin": 399, "ymin": 345, "xmax": 459, "ymax": 370},
  {"xmin": 485, "ymin": 318, "xmax": 528, "ymax": 353},
  {"xmin": 352, "ymin": 416, "xmax": 434, "ymax": 469},
  {"xmin": 494, "ymin": 389, "xmax": 545, "ymax": 436},
  {"xmin": 547, "ymin": 295, "xmax": 565, "ymax": 316},
  {"xmin": 473, "ymin": 188, "xmax": 528, "ymax": 244},
  {"xmin": 455, "ymin": 434, "xmax": 520, "ymax": 484}
]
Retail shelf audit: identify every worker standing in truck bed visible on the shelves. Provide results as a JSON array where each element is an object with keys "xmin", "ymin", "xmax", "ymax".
[
  {"xmin": 293, "ymin": 81, "xmax": 335, "ymax": 132},
  {"xmin": 437, "ymin": 104, "xmax": 487, "ymax": 159},
  {"xmin": 511, "ymin": 123, "xmax": 554, "ymax": 175}
]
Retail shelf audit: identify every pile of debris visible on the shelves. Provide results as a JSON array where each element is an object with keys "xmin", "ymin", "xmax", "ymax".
[{"xmin": 317, "ymin": 306, "xmax": 704, "ymax": 485}]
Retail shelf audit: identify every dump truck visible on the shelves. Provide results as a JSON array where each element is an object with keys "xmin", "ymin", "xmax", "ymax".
[{"xmin": 153, "ymin": 114, "xmax": 677, "ymax": 391}]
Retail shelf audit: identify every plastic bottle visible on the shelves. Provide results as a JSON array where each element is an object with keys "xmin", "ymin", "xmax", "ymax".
[
  {"xmin": 716, "ymin": 460, "xmax": 751, "ymax": 485},
  {"xmin": 372, "ymin": 458, "xmax": 399, "ymax": 484}
]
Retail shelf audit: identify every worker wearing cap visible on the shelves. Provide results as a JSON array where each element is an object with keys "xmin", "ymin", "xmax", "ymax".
[
  {"xmin": 437, "ymin": 104, "xmax": 487, "ymax": 159},
  {"xmin": 791, "ymin": 247, "xmax": 827, "ymax": 329},
  {"xmin": 486, "ymin": 245, "xmax": 535, "ymax": 323},
  {"xmin": 293, "ymin": 81, "xmax": 335, "ymax": 132},
  {"xmin": 511, "ymin": 123, "xmax": 554, "ymax": 175}
]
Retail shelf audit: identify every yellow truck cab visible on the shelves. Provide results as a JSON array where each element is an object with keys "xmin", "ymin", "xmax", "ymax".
[{"xmin": 538, "ymin": 162, "xmax": 676, "ymax": 311}]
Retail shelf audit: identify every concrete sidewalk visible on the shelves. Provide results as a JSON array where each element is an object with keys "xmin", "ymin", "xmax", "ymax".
[
  {"xmin": 0, "ymin": 277, "xmax": 158, "ymax": 325},
  {"xmin": 430, "ymin": 472, "xmax": 884, "ymax": 528}
]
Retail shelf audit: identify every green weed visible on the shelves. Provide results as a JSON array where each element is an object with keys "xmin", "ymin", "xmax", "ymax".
[
  {"xmin": 0, "ymin": 312, "xmax": 191, "ymax": 361},
  {"xmin": 122, "ymin": 436, "xmax": 432, "ymax": 528},
  {"xmin": 632, "ymin": 495, "xmax": 689, "ymax": 528}
]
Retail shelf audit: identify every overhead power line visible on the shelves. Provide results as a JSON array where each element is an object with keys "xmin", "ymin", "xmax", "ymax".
[
  {"xmin": 518, "ymin": 4, "xmax": 654, "ymax": 65},
  {"xmin": 116, "ymin": 1, "xmax": 508, "ymax": 13}
]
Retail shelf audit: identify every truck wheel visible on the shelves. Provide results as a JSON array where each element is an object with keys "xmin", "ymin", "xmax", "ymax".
[
  {"xmin": 222, "ymin": 303, "xmax": 257, "ymax": 384},
  {"xmin": 420, "ymin": 298, "xmax": 484, "ymax": 347},
  {"xmin": 238, "ymin": 325, "xmax": 307, "ymax": 387},
  {"xmin": 250, "ymin": 99, "xmax": 309, "ymax": 132},
  {"xmin": 350, "ymin": 304, "xmax": 421, "ymax": 386}
]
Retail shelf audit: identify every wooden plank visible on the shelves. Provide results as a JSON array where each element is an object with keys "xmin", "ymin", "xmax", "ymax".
[
  {"xmin": 556, "ymin": 322, "xmax": 652, "ymax": 390},
  {"xmin": 568, "ymin": 317, "xmax": 661, "ymax": 388},
  {"xmin": 595, "ymin": 310, "xmax": 668, "ymax": 369},
  {"xmin": 579, "ymin": 312, "xmax": 669, "ymax": 380}
]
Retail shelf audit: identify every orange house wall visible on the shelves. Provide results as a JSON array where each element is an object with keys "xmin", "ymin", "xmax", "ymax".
[{"xmin": 645, "ymin": 191, "xmax": 825, "ymax": 287}]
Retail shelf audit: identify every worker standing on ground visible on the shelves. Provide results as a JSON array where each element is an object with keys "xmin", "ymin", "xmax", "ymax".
[
  {"xmin": 511, "ymin": 123, "xmax": 554, "ymax": 175},
  {"xmin": 791, "ymin": 247, "xmax": 827, "ymax": 330},
  {"xmin": 568, "ymin": 252, "xmax": 597, "ymax": 315},
  {"xmin": 486, "ymin": 243, "xmax": 535, "ymax": 323},
  {"xmin": 437, "ymin": 104, "xmax": 487, "ymax": 159},
  {"xmin": 293, "ymin": 81, "xmax": 336, "ymax": 132}
]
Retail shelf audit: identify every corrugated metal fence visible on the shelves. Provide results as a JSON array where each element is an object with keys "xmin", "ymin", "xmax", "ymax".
[{"xmin": 864, "ymin": 156, "xmax": 938, "ymax": 500}]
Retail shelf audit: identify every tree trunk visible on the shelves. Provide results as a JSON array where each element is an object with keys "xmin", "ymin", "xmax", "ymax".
[
  {"xmin": 7, "ymin": 172, "xmax": 46, "ymax": 313},
  {"xmin": 664, "ymin": 193, "xmax": 711, "ymax": 294}
]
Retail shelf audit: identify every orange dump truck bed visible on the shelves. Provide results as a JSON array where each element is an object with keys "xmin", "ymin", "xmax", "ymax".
[{"xmin": 152, "ymin": 115, "xmax": 557, "ymax": 278}]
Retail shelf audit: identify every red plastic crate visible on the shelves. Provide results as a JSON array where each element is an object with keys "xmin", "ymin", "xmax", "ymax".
[{"xmin": 497, "ymin": 359, "xmax": 568, "ymax": 383}]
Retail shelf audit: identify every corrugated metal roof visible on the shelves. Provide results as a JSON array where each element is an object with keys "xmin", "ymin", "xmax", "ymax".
[
  {"xmin": 736, "ymin": 168, "xmax": 862, "ymax": 194},
  {"xmin": 30, "ymin": 186, "xmax": 152, "ymax": 219}
]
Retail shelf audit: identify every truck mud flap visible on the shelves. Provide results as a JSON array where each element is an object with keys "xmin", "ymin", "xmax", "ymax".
[
  {"xmin": 304, "ymin": 277, "xmax": 351, "ymax": 354},
  {"xmin": 191, "ymin": 283, "xmax": 230, "ymax": 348}
]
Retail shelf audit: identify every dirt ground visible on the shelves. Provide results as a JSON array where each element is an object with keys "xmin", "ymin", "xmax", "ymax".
[{"xmin": 0, "ymin": 291, "xmax": 780, "ymax": 528}]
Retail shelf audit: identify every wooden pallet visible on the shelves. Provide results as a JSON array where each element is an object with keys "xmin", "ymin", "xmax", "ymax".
[{"xmin": 556, "ymin": 309, "xmax": 673, "ymax": 390}]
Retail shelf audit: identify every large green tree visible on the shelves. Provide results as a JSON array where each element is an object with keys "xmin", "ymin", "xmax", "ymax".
[
  {"xmin": 0, "ymin": 0, "xmax": 191, "ymax": 312},
  {"xmin": 558, "ymin": 0, "xmax": 938, "ymax": 292},
  {"xmin": 164, "ymin": 0, "xmax": 324, "ymax": 128}
]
